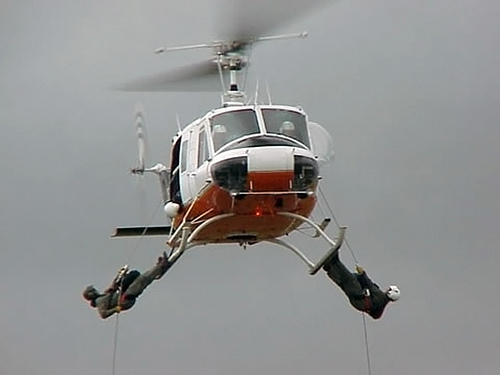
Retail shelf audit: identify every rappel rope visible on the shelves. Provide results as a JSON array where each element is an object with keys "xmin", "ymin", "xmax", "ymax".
[
  {"xmin": 318, "ymin": 186, "xmax": 373, "ymax": 375},
  {"xmin": 111, "ymin": 198, "xmax": 165, "ymax": 375},
  {"xmin": 124, "ymin": 198, "xmax": 165, "ymax": 265},
  {"xmin": 318, "ymin": 186, "xmax": 358, "ymax": 264},
  {"xmin": 111, "ymin": 297, "xmax": 121, "ymax": 375},
  {"xmin": 362, "ymin": 314, "xmax": 372, "ymax": 375},
  {"xmin": 111, "ymin": 265, "xmax": 129, "ymax": 375}
]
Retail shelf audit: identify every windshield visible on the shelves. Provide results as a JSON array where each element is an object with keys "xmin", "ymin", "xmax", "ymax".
[
  {"xmin": 262, "ymin": 108, "xmax": 310, "ymax": 148},
  {"xmin": 210, "ymin": 109, "xmax": 260, "ymax": 151}
]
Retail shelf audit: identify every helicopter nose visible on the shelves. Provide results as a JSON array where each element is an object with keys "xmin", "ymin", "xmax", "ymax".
[
  {"xmin": 210, "ymin": 148, "xmax": 318, "ymax": 194},
  {"xmin": 246, "ymin": 147, "xmax": 295, "ymax": 192}
]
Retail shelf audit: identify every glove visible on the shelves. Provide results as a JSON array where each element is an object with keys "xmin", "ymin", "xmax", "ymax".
[
  {"xmin": 156, "ymin": 252, "xmax": 171, "ymax": 270},
  {"xmin": 113, "ymin": 265, "xmax": 129, "ymax": 285},
  {"xmin": 355, "ymin": 265, "xmax": 364, "ymax": 274}
]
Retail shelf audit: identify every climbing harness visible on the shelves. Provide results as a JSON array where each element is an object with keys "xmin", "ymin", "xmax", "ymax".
[{"xmin": 363, "ymin": 289, "xmax": 372, "ymax": 313}]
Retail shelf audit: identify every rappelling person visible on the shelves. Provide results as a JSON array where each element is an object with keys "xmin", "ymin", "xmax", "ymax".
[
  {"xmin": 82, "ymin": 252, "xmax": 172, "ymax": 319},
  {"xmin": 323, "ymin": 250, "xmax": 400, "ymax": 320}
]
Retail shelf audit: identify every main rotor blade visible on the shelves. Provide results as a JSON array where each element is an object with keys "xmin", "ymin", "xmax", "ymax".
[
  {"xmin": 115, "ymin": 0, "xmax": 336, "ymax": 93},
  {"xmin": 115, "ymin": 59, "xmax": 228, "ymax": 92},
  {"xmin": 216, "ymin": 0, "xmax": 336, "ymax": 42}
]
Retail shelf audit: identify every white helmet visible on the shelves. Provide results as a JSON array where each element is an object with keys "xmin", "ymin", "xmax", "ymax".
[
  {"xmin": 212, "ymin": 124, "xmax": 228, "ymax": 150},
  {"xmin": 280, "ymin": 121, "xmax": 296, "ymax": 136},
  {"xmin": 212, "ymin": 124, "xmax": 227, "ymax": 135},
  {"xmin": 386, "ymin": 285, "xmax": 401, "ymax": 301}
]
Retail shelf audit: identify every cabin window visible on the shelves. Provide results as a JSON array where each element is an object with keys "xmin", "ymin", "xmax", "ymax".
[
  {"xmin": 197, "ymin": 127, "xmax": 209, "ymax": 167},
  {"xmin": 180, "ymin": 139, "xmax": 188, "ymax": 172},
  {"xmin": 210, "ymin": 109, "xmax": 259, "ymax": 151},
  {"xmin": 262, "ymin": 109, "xmax": 310, "ymax": 148}
]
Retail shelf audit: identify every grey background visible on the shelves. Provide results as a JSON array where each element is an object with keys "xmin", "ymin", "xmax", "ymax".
[{"xmin": 1, "ymin": 1, "xmax": 499, "ymax": 374}]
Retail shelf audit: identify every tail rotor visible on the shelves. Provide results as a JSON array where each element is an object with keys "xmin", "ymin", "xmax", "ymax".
[
  {"xmin": 131, "ymin": 103, "xmax": 147, "ymax": 175},
  {"xmin": 129, "ymin": 103, "xmax": 171, "ymax": 206}
]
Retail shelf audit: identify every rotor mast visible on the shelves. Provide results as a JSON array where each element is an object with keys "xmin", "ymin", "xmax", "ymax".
[{"xmin": 154, "ymin": 31, "xmax": 308, "ymax": 104}]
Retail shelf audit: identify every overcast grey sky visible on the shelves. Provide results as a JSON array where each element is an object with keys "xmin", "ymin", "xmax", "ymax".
[{"xmin": 1, "ymin": 1, "xmax": 499, "ymax": 374}]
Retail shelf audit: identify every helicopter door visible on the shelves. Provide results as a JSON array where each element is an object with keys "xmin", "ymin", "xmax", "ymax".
[
  {"xmin": 194, "ymin": 122, "xmax": 210, "ymax": 189},
  {"xmin": 179, "ymin": 130, "xmax": 198, "ymax": 203}
]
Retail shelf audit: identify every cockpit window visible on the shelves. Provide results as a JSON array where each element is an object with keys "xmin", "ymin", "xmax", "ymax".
[
  {"xmin": 210, "ymin": 109, "xmax": 260, "ymax": 151},
  {"xmin": 262, "ymin": 109, "xmax": 310, "ymax": 148}
]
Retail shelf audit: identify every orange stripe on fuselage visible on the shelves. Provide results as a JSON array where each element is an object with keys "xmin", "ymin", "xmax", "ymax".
[{"xmin": 247, "ymin": 171, "xmax": 294, "ymax": 192}]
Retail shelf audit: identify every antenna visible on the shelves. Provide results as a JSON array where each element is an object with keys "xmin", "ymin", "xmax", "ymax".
[
  {"xmin": 175, "ymin": 113, "xmax": 182, "ymax": 132},
  {"xmin": 265, "ymin": 81, "xmax": 272, "ymax": 105},
  {"xmin": 254, "ymin": 79, "xmax": 260, "ymax": 105},
  {"xmin": 216, "ymin": 53, "xmax": 227, "ymax": 106}
]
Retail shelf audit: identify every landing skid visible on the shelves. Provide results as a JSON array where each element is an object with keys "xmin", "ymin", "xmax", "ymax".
[
  {"xmin": 270, "ymin": 212, "xmax": 346, "ymax": 275},
  {"xmin": 163, "ymin": 211, "xmax": 346, "ymax": 276}
]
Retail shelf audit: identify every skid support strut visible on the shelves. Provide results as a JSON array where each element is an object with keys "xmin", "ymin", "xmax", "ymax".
[
  {"xmin": 265, "ymin": 212, "xmax": 347, "ymax": 275},
  {"xmin": 167, "ymin": 226, "xmax": 190, "ymax": 264},
  {"xmin": 166, "ymin": 213, "xmax": 235, "ymax": 262}
]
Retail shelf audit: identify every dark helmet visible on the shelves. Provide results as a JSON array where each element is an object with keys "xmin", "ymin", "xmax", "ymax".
[{"xmin": 83, "ymin": 285, "xmax": 100, "ymax": 301}]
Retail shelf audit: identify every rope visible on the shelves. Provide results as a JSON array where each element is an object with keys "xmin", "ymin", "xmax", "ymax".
[
  {"xmin": 361, "ymin": 313, "xmax": 373, "ymax": 375},
  {"xmin": 124, "ymin": 198, "xmax": 164, "ymax": 264},
  {"xmin": 111, "ymin": 197, "xmax": 164, "ymax": 375},
  {"xmin": 111, "ymin": 264, "xmax": 131, "ymax": 375},
  {"xmin": 317, "ymin": 186, "xmax": 373, "ymax": 375},
  {"xmin": 318, "ymin": 186, "xmax": 359, "ymax": 263},
  {"xmin": 112, "ymin": 313, "xmax": 120, "ymax": 375}
]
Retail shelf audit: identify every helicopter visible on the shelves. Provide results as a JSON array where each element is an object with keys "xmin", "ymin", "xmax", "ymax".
[{"xmin": 112, "ymin": 0, "xmax": 346, "ymax": 276}]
